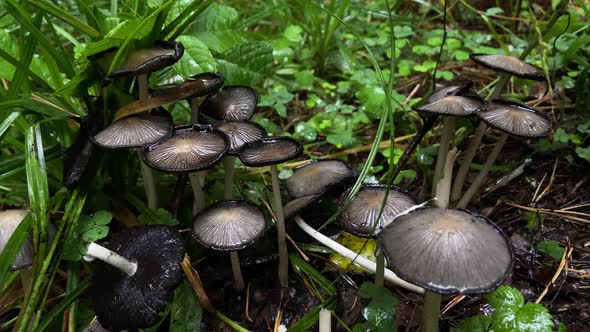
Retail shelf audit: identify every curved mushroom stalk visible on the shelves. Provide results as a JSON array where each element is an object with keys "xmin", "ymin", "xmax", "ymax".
[
  {"xmin": 294, "ymin": 215, "xmax": 424, "ymax": 294},
  {"xmin": 84, "ymin": 242, "xmax": 137, "ymax": 276}
]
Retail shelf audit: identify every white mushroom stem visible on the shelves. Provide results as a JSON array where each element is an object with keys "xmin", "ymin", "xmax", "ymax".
[
  {"xmin": 84, "ymin": 242, "xmax": 137, "ymax": 276},
  {"xmin": 294, "ymin": 215, "xmax": 424, "ymax": 294},
  {"xmin": 229, "ymin": 251, "xmax": 245, "ymax": 290},
  {"xmin": 137, "ymin": 73, "xmax": 158, "ymax": 210},
  {"xmin": 431, "ymin": 117, "xmax": 455, "ymax": 195},
  {"xmin": 319, "ymin": 308, "xmax": 331, "ymax": 332},
  {"xmin": 456, "ymin": 132, "xmax": 508, "ymax": 209},
  {"xmin": 435, "ymin": 148, "xmax": 457, "ymax": 209}
]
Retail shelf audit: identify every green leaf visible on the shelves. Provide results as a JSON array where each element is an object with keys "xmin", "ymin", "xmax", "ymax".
[
  {"xmin": 259, "ymin": 85, "xmax": 294, "ymax": 118},
  {"xmin": 328, "ymin": 233, "xmax": 376, "ymax": 273},
  {"xmin": 174, "ymin": 35, "xmax": 216, "ymax": 78},
  {"xmin": 25, "ymin": 0, "xmax": 100, "ymax": 38},
  {"xmin": 493, "ymin": 303, "xmax": 554, "ymax": 332},
  {"xmin": 194, "ymin": 3, "xmax": 242, "ymax": 53},
  {"xmin": 294, "ymin": 122, "xmax": 317, "ymax": 142},
  {"xmin": 283, "ymin": 25, "xmax": 304, "ymax": 42},
  {"xmin": 394, "ymin": 169, "xmax": 417, "ymax": 185},
  {"xmin": 357, "ymin": 85, "xmax": 385, "ymax": 118},
  {"xmin": 485, "ymin": 285, "xmax": 524, "ymax": 310},
  {"xmin": 453, "ymin": 315, "xmax": 492, "ymax": 332},
  {"xmin": 554, "ymin": 128, "xmax": 570, "ymax": 143},
  {"xmin": 485, "ymin": 7, "xmax": 504, "ymax": 16},
  {"xmin": 93, "ymin": 211, "xmax": 113, "ymax": 226},
  {"xmin": 170, "ymin": 280, "xmax": 203, "ymax": 332},
  {"xmin": 357, "ymin": 282, "xmax": 398, "ymax": 332},
  {"xmin": 536, "ymin": 240, "xmax": 565, "ymax": 260},
  {"xmin": 216, "ymin": 41, "xmax": 273, "ymax": 85},
  {"xmin": 576, "ymin": 147, "xmax": 590, "ymax": 162}
]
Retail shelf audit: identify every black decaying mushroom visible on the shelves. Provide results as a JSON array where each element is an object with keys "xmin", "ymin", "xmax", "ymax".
[
  {"xmin": 285, "ymin": 159, "xmax": 357, "ymax": 198},
  {"xmin": 239, "ymin": 137, "xmax": 303, "ymax": 287},
  {"xmin": 192, "ymin": 200, "xmax": 267, "ymax": 290},
  {"xmin": 91, "ymin": 225, "xmax": 185, "ymax": 331},
  {"xmin": 378, "ymin": 207, "xmax": 513, "ymax": 332}
]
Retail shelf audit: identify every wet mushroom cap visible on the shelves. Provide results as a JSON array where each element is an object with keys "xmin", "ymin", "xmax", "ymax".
[
  {"xmin": 427, "ymin": 81, "xmax": 474, "ymax": 103},
  {"xmin": 108, "ymin": 41, "xmax": 184, "ymax": 80},
  {"xmin": 477, "ymin": 99, "xmax": 551, "ymax": 138},
  {"xmin": 414, "ymin": 95, "xmax": 483, "ymax": 116},
  {"xmin": 337, "ymin": 185, "xmax": 416, "ymax": 237},
  {"xmin": 142, "ymin": 125, "xmax": 228, "ymax": 173},
  {"xmin": 214, "ymin": 120, "xmax": 267, "ymax": 155},
  {"xmin": 199, "ymin": 86, "xmax": 257, "ymax": 122},
  {"xmin": 91, "ymin": 109, "xmax": 173, "ymax": 149},
  {"xmin": 284, "ymin": 194, "xmax": 321, "ymax": 220},
  {"xmin": 92, "ymin": 225, "xmax": 185, "ymax": 331},
  {"xmin": 285, "ymin": 159, "xmax": 357, "ymax": 198},
  {"xmin": 470, "ymin": 54, "xmax": 546, "ymax": 81},
  {"xmin": 238, "ymin": 137, "xmax": 303, "ymax": 167},
  {"xmin": 192, "ymin": 200, "xmax": 267, "ymax": 251},
  {"xmin": 152, "ymin": 72, "xmax": 225, "ymax": 99},
  {"xmin": 0, "ymin": 210, "xmax": 33, "ymax": 270},
  {"xmin": 378, "ymin": 207, "xmax": 513, "ymax": 294}
]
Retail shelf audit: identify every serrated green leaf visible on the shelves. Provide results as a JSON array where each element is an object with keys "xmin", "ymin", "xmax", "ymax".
[
  {"xmin": 216, "ymin": 41, "xmax": 273, "ymax": 85},
  {"xmin": 174, "ymin": 35, "xmax": 216, "ymax": 78},
  {"xmin": 194, "ymin": 3, "xmax": 242, "ymax": 53},
  {"xmin": 170, "ymin": 280, "xmax": 202, "ymax": 332},
  {"xmin": 452, "ymin": 315, "xmax": 492, "ymax": 332},
  {"xmin": 485, "ymin": 285, "xmax": 524, "ymax": 310},
  {"xmin": 357, "ymin": 282, "xmax": 398, "ymax": 332},
  {"xmin": 493, "ymin": 303, "xmax": 554, "ymax": 332}
]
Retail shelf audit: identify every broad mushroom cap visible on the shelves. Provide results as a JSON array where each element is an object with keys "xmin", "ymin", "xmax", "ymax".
[
  {"xmin": 378, "ymin": 207, "xmax": 513, "ymax": 294},
  {"xmin": 427, "ymin": 81, "xmax": 474, "ymax": 103},
  {"xmin": 337, "ymin": 185, "xmax": 416, "ymax": 237},
  {"xmin": 0, "ymin": 210, "xmax": 33, "ymax": 270},
  {"xmin": 414, "ymin": 95, "xmax": 483, "ymax": 116},
  {"xmin": 199, "ymin": 86, "xmax": 257, "ymax": 122},
  {"xmin": 141, "ymin": 124, "xmax": 228, "ymax": 173},
  {"xmin": 285, "ymin": 159, "xmax": 357, "ymax": 198},
  {"xmin": 192, "ymin": 200, "xmax": 267, "ymax": 251},
  {"xmin": 470, "ymin": 53, "xmax": 546, "ymax": 81},
  {"xmin": 238, "ymin": 137, "xmax": 303, "ymax": 167},
  {"xmin": 477, "ymin": 99, "xmax": 551, "ymax": 138},
  {"xmin": 92, "ymin": 225, "xmax": 185, "ymax": 331},
  {"xmin": 152, "ymin": 72, "xmax": 225, "ymax": 99},
  {"xmin": 91, "ymin": 109, "xmax": 173, "ymax": 149},
  {"xmin": 214, "ymin": 120, "xmax": 267, "ymax": 155},
  {"xmin": 107, "ymin": 41, "xmax": 184, "ymax": 80}
]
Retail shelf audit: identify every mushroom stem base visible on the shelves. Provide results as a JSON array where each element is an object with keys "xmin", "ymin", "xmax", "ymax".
[
  {"xmin": 319, "ymin": 308, "xmax": 331, "ymax": 332},
  {"xmin": 85, "ymin": 242, "xmax": 137, "ymax": 276},
  {"xmin": 423, "ymin": 292, "xmax": 441, "ymax": 332}
]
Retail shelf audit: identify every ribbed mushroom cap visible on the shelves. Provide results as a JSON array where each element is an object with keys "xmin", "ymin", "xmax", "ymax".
[
  {"xmin": 108, "ymin": 41, "xmax": 184, "ymax": 80},
  {"xmin": 91, "ymin": 109, "xmax": 173, "ymax": 149},
  {"xmin": 337, "ymin": 185, "xmax": 416, "ymax": 237},
  {"xmin": 0, "ymin": 210, "xmax": 33, "ymax": 270},
  {"xmin": 477, "ymin": 99, "xmax": 551, "ymax": 138},
  {"xmin": 214, "ymin": 121, "xmax": 267, "ymax": 155},
  {"xmin": 285, "ymin": 159, "xmax": 357, "ymax": 198},
  {"xmin": 93, "ymin": 225, "xmax": 185, "ymax": 331},
  {"xmin": 415, "ymin": 95, "xmax": 483, "ymax": 116},
  {"xmin": 284, "ymin": 194, "xmax": 321, "ymax": 219},
  {"xmin": 427, "ymin": 81, "xmax": 474, "ymax": 103},
  {"xmin": 238, "ymin": 137, "xmax": 303, "ymax": 167},
  {"xmin": 141, "ymin": 125, "xmax": 228, "ymax": 173},
  {"xmin": 152, "ymin": 72, "xmax": 224, "ymax": 99},
  {"xmin": 378, "ymin": 207, "xmax": 513, "ymax": 294},
  {"xmin": 470, "ymin": 54, "xmax": 546, "ymax": 81},
  {"xmin": 199, "ymin": 86, "xmax": 257, "ymax": 121},
  {"xmin": 192, "ymin": 200, "xmax": 267, "ymax": 251}
]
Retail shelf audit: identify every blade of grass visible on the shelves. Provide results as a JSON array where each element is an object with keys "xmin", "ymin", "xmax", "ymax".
[
  {"xmin": 7, "ymin": 12, "xmax": 42, "ymax": 100},
  {"xmin": 287, "ymin": 298, "xmax": 336, "ymax": 332},
  {"xmin": 165, "ymin": 0, "xmax": 214, "ymax": 41},
  {"xmin": 161, "ymin": 0, "xmax": 212, "ymax": 40},
  {"xmin": 0, "ymin": 112, "xmax": 20, "ymax": 140},
  {"xmin": 0, "ymin": 49, "xmax": 51, "ymax": 90},
  {"xmin": 0, "ymin": 214, "xmax": 32, "ymax": 287},
  {"xmin": 25, "ymin": 0, "xmax": 100, "ymax": 38},
  {"xmin": 290, "ymin": 253, "xmax": 336, "ymax": 297},
  {"xmin": 36, "ymin": 278, "xmax": 91, "ymax": 332}
]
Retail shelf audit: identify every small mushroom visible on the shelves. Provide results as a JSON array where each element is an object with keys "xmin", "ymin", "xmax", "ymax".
[
  {"xmin": 456, "ymin": 99, "xmax": 550, "ymax": 208},
  {"xmin": 470, "ymin": 54, "xmax": 546, "ymax": 81},
  {"xmin": 238, "ymin": 137, "xmax": 303, "ymax": 287},
  {"xmin": 199, "ymin": 86, "xmax": 257, "ymax": 122},
  {"xmin": 0, "ymin": 210, "xmax": 33, "ymax": 271},
  {"xmin": 91, "ymin": 225, "xmax": 185, "ymax": 331},
  {"xmin": 192, "ymin": 200, "xmax": 267, "ymax": 290},
  {"xmin": 285, "ymin": 159, "xmax": 357, "ymax": 198},
  {"xmin": 106, "ymin": 41, "xmax": 185, "ymax": 80},
  {"xmin": 378, "ymin": 207, "xmax": 513, "ymax": 331}
]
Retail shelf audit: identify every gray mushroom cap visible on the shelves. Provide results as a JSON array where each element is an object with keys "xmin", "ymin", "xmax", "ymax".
[
  {"xmin": 91, "ymin": 109, "xmax": 173, "ymax": 149},
  {"xmin": 107, "ymin": 41, "xmax": 184, "ymax": 80},
  {"xmin": 238, "ymin": 137, "xmax": 303, "ymax": 167},
  {"xmin": 214, "ymin": 121, "xmax": 267, "ymax": 155},
  {"xmin": 378, "ymin": 207, "xmax": 513, "ymax": 294},
  {"xmin": 470, "ymin": 54, "xmax": 546, "ymax": 81},
  {"xmin": 199, "ymin": 86, "xmax": 257, "ymax": 122},
  {"xmin": 477, "ymin": 99, "xmax": 551, "ymax": 138},
  {"xmin": 192, "ymin": 200, "xmax": 267, "ymax": 251},
  {"xmin": 0, "ymin": 210, "xmax": 33, "ymax": 270},
  {"xmin": 414, "ymin": 95, "xmax": 483, "ymax": 116},
  {"xmin": 285, "ymin": 159, "xmax": 357, "ymax": 198},
  {"xmin": 337, "ymin": 185, "xmax": 416, "ymax": 237},
  {"xmin": 141, "ymin": 124, "xmax": 228, "ymax": 173},
  {"xmin": 428, "ymin": 85, "xmax": 461, "ymax": 103}
]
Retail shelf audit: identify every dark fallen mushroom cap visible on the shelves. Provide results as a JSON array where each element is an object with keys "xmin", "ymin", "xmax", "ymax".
[
  {"xmin": 107, "ymin": 41, "xmax": 184, "ymax": 80},
  {"xmin": 63, "ymin": 116, "xmax": 102, "ymax": 188},
  {"xmin": 238, "ymin": 137, "xmax": 303, "ymax": 167},
  {"xmin": 192, "ymin": 200, "xmax": 267, "ymax": 251},
  {"xmin": 92, "ymin": 225, "xmax": 185, "ymax": 331},
  {"xmin": 141, "ymin": 124, "xmax": 228, "ymax": 173},
  {"xmin": 284, "ymin": 194, "xmax": 321, "ymax": 220},
  {"xmin": 214, "ymin": 121, "xmax": 267, "ymax": 155},
  {"xmin": 199, "ymin": 86, "xmax": 257, "ymax": 122},
  {"xmin": 414, "ymin": 95, "xmax": 483, "ymax": 116},
  {"xmin": 378, "ymin": 207, "xmax": 513, "ymax": 294},
  {"xmin": 470, "ymin": 53, "xmax": 545, "ymax": 81},
  {"xmin": 91, "ymin": 109, "xmax": 173, "ymax": 149},
  {"xmin": 152, "ymin": 72, "xmax": 225, "ymax": 99},
  {"xmin": 477, "ymin": 99, "xmax": 551, "ymax": 138},
  {"xmin": 285, "ymin": 159, "xmax": 357, "ymax": 198},
  {"xmin": 0, "ymin": 210, "xmax": 33, "ymax": 270},
  {"xmin": 337, "ymin": 185, "xmax": 416, "ymax": 237}
]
